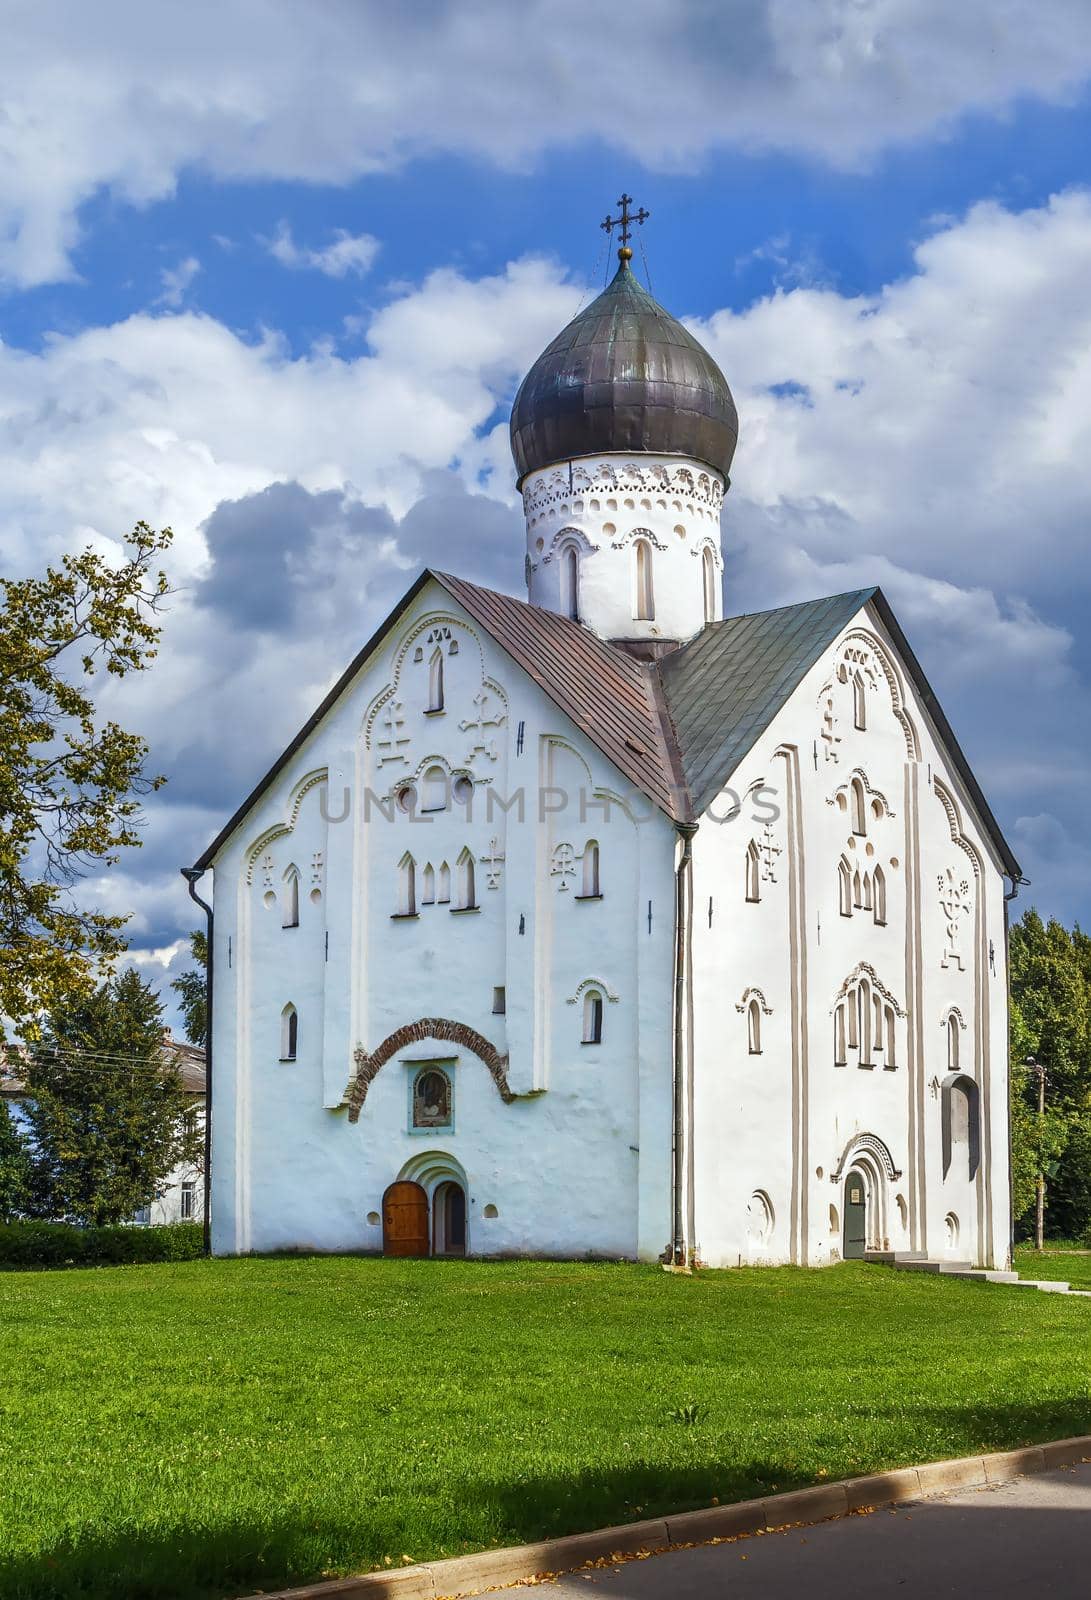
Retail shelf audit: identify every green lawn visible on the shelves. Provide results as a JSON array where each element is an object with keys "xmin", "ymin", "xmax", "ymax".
[
  {"xmin": 1015, "ymin": 1245, "xmax": 1091, "ymax": 1289},
  {"xmin": 2, "ymin": 1258, "xmax": 1090, "ymax": 1600}
]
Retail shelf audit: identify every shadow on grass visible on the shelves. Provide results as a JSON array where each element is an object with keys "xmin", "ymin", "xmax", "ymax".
[{"xmin": 4, "ymin": 1402, "xmax": 1091, "ymax": 1600}]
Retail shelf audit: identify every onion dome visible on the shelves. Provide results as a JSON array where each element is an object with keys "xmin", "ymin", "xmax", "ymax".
[{"xmin": 510, "ymin": 257, "xmax": 738, "ymax": 486}]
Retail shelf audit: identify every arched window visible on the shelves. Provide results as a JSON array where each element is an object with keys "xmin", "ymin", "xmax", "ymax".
[
  {"xmin": 702, "ymin": 545, "xmax": 717, "ymax": 624},
  {"xmin": 456, "ymin": 848, "xmax": 476, "ymax": 910},
  {"xmin": 852, "ymin": 867, "xmax": 862, "ymax": 909},
  {"xmin": 282, "ymin": 867, "xmax": 300, "ymax": 929},
  {"xmin": 838, "ymin": 857, "xmax": 852, "ymax": 917},
  {"xmin": 942, "ymin": 1075, "xmax": 980, "ymax": 1179},
  {"xmin": 858, "ymin": 977, "xmax": 873, "ymax": 1065},
  {"xmin": 947, "ymin": 1014, "xmax": 960, "ymax": 1072},
  {"xmin": 851, "ymin": 777, "xmax": 867, "ymax": 836},
  {"xmin": 437, "ymin": 861, "xmax": 451, "ymax": 904},
  {"xmin": 413, "ymin": 1067, "xmax": 452, "ymax": 1129},
  {"xmin": 280, "ymin": 1003, "xmax": 298, "ymax": 1062},
  {"xmin": 397, "ymin": 853, "xmax": 417, "ymax": 916},
  {"xmin": 422, "ymin": 764, "xmax": 447, "ymax": 812},
  {"xmin": 561, "ymin": 544, "xmax": 580, "ymax": 621},
  {"xmin": 428, "ymin": 647, "xmax": 444, "ymax": 713},
  {"xmin": 745, "ymin": 840, "xmax": 761, "ymax": 903},
  {"xmin": 873, "ymin": 864, "xmax": 886, "ymax": 926},
  {"xmin": 634, "ymin": 539, "xmax": 655, "ymax": 621},
  {"xmin": 853, "ymin": 670, "xmax": 867, "ymax": 731},
  {"xmin": 747, "ymin": 998, "xmax": 762, "ymax": 1055},
  {"xmin": 422, "ymin": 863, "xmax": 435, "ymax": 905},
  {"xmin": 581, "ymin": 840, "xmax": 601, "ymax": 898},
  {"xmin": 834, "ymin": 1003, "xmax": 847, "ymax": 1065},
  {"xmin": 861, "ymin": 869, "xmax": 873, "ymax": 912},
  {"xmin": 885, "ymin": 1004, "xmax": 897, "ymax": 1065},
  {"xmin": 582, "ymin": 989, "xmax": 604, "ymax": 1043}
]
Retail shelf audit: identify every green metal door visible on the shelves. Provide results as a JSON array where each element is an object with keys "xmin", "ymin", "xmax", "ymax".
[{"xmin": 843, "ymin": 1174, "xmax": 867, "ymax": 1259}]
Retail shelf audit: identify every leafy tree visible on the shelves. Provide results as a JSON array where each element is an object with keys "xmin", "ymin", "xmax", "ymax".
[
  {"xmin": 22, "ymin": 968, "xmax": 201, "ymax": 1226},
  {"xmin": 1009, "ymin": 910, "xmax": 1091, "ymax": 1240},
  {"xmin": 0, "ymin": 1101, "xmax": 31, "ymax": 1222},
  {"xmin": 170, "ymin": 929, "xmax": 208, "ymax": 1048},
  {"xmin": 0, "ymin": 523, "xmax": 172, "ymax": 1043}
]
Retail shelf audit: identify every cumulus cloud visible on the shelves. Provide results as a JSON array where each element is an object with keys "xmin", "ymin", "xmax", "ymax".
[
  {"xmin": 3, "ymin": 189, "xmax": 1091, "ymax": 972},
  {"xmin": 264, "ymin": 222, "xmax": 380, "ymax": 279},
  {"xmin": 157, "ymin": 255, "xmax": 201, "ymax": 307},
  {"xmin": 4, "ymin": 0, "xmax": 1091, "ymax": 285}
]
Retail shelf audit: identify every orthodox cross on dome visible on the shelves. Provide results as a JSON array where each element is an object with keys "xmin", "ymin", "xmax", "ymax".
[{"xmin": 601, "ymin": 193, "xmax": 650, "ymax": 258}]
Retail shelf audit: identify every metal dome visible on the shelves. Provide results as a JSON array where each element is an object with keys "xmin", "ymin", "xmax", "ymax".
[{"xmin": 510, "ymin": 259, "xmax": 738, "ymax": 486}]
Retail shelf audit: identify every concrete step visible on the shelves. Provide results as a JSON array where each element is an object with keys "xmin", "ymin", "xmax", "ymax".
[{"xmin": 1012, "ymin": 1278, "xmax": 1071, "ymax": 1293}]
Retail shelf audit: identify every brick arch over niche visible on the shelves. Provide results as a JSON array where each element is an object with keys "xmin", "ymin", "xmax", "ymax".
[{"xmin": 344, "ymin": 1018, "xmax": 514, "ymax": 1122}]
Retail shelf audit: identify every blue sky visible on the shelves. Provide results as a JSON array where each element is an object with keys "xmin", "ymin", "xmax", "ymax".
[{"xmin": 2, "ymin": 1, "xmax": 1091, "ymax": 1017}]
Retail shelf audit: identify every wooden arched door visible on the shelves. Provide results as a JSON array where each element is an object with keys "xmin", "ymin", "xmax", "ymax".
[{"xmin": 382, "ymin": 1180, "xmax": 429, "ymax": 1257}]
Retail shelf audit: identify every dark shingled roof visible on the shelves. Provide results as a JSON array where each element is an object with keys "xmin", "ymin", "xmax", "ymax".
[
  {"xmin": 192, "ymin": 573, "xmax": 1019, "ymax": 880},
  {"xmin": 510, "ymin": 261, "xmax": 738, "ymax": 486},
  {"xmin": 660, "ymin": 590, "xmax": 876, "ymax": 815}
]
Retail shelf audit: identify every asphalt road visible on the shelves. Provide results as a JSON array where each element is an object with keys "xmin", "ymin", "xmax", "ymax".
[{"xmin": 508, "ymin": 1463, "xmax": 1091, "ymax": 1600}]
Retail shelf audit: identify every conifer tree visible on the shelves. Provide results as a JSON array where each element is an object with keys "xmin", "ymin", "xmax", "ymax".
[
  {"xmin": 22, "ymin": 968, "xmax": 200, "ymax": 1225},
  {"xmin": 0, "ymin": 1101, "xmax": 31, "ymax": 1223},
  {"xmin": 170, "ymin": 930, "xmax": 208, "ymax": 1048}
]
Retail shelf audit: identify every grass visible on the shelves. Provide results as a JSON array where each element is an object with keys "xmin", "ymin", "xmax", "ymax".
[
  {"xmin": 1, "ymin": 1257, "xmax": 1090, "ymax": 1600},
  {"xmin": 1015, "ymin": 1244, "xmax": 1091, "ymax": 1289}
]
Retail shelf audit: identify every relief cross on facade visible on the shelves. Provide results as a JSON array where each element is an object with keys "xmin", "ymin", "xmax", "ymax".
[
  {"xmin": 459, "ymin": 689, "xmax": 507, "ymax": 764},
  {"xmin": 481, "ymin": 836, "xmax": 505, "ymax": 890},
  {"xmin": 376, "ymin": 700, "xmax": 411, "ymax": 766},
  {"xmin": 938, "ymin": 866, "xmax": 972, "ymax": 970}
]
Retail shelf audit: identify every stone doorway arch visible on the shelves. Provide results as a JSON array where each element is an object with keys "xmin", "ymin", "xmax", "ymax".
[{"xmin": 396, "ymin": 1150, "xmax": 470, "ymax": 1257}]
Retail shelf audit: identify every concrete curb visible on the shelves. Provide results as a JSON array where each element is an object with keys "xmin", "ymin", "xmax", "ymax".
[{"xmin": 242, "ymin": 1434, "xmax": 1091, "ymax": 1600}]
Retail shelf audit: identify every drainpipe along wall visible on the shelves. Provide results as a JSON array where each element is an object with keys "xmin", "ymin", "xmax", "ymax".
[
  {"xmin": 181, "ymin": 866, "xmax": 213, "ymax": 1255},
  {"xmin": 671, "ymin": 822, "xmax": 698, "ymax": 1267}
]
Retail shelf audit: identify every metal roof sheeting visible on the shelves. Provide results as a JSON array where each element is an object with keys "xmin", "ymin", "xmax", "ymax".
[{"xmin": 193, "ymin": 573, "xmax": 1019, "ymax": 881}]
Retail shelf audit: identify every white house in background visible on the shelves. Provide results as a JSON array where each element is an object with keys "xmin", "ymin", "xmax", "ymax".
[
  {"xmin": 191, "ymin": 236, "xmax": 1020, "ymax": 1271},
  {"xmin": 1, "ymin": 1033, "xmax": 204, "ymax": 1225}
]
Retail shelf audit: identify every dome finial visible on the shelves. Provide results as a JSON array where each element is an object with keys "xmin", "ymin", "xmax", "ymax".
[{"xmin": 601, "ymin": 192, "xmax": 649, "ymax": 263}]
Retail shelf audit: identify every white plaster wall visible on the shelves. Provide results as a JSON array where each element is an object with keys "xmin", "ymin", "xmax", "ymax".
[
  {"xmin": 691, "ymin": 599, "xmax": 1012, "ymax": 1270},
  {"xmin": 209, "ymin": 578, "xmax": 677, "ymax": 1260},
  {"xmin": 523, "ymin": 454, "xmax": 724, "ymax": 641}
]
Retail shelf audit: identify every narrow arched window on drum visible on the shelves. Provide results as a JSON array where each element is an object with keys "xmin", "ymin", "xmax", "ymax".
[{"xmin": 413, "ymin": 1068, "xmax": 452, "ymax": 1129}]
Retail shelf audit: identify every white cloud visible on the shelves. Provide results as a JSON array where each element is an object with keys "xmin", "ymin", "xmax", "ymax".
[
  {"xmin": 265, "ymin": 222, "xmax": 380, "ymax": 279},
  {"xmin": 4, "ymin": 1, "xmax": 1091, "ymax": 285},
  {"xmin": 157, "ymin": 255, "xmax": 201, "ymax": 306}
]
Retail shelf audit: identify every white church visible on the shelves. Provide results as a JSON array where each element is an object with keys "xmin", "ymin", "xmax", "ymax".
[{"xmin": 192, "ymin": 214, "xmax": 1020, "ymax": 1271}]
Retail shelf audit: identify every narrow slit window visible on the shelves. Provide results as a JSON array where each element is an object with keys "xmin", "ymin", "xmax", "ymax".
[
  {"xmin": 702, "ymin": 545, "xmax": 717, "ymax": 624},
  {"xmin": 583, "ymin": 990, "xmax": 604, "ymax": 1043},
  {"xmin": 947, "ymin": 1013, "xmax": 959, "ymax": 1072},
  {"xmin": 562, "ymin": 545, "xmax": 580, "ymax": 621},
  {"xmin": 835, "ymin": 1003, "xmax": 847, "ymax": 1065},
  {"xmin": 492, "ymin": 986, "xmax": 506, "ymax": 1014},
  {"xmin": 282, "ymin": 868, "xmax": 300, "ymax": 928},
  {"xmin": 747, "ymin": 998, "xmax": 762, "ymax": 1055},
  {"xmin": 456, "ymin": 849, "xmax": 476, "ymax": 910},
  {"xmin": 281, "ymin": 1004, "xmax": 298, "ymax": 1062},
  {"xmin": 398, "ymin": 853, "xmax": 417, "ymax": 916},
  {"xmin": 634, "ymin": 539, "xmax": 655, "ymax": 621},
  {"xmin": 853, "ymin": 670, "xmax": 867, "ymax": 731},
  {"xmin": 428, "ymin": 647, "xmax": 444, "ymax": 712},
  {"xmin": 438, "ymin": 861, "xmax": 451, "ymax": 904},
  {"xmin": 873, "ymin": 864, "xmax": 886, "ymax": 926},
  {"xmin": 886, "ymin": 1005, "xmax": 897, "ymax": 1066},
  {"xmin": 851, "ymin": 777, "xmax": 867, "ymax": 836},
  {"xmin": 745, "ymin": 840, "xmax": 761, "ymax": 903},
  {"xmin": 581, "ymin": 841, "xmax": 601, "ymax": 898},
  {"xmin": 422, "ymin": 863, "xmax": 435, "ymax": 905},
  {"xmin": 839, "ymin": 857, "xmax": 852, "ymax": 917}
]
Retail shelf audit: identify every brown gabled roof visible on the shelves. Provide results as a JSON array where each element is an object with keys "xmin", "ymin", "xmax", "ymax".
[
  {"xmin": 191, "ymin": 571, "xmax": 1019, "ymax": 881},
  {"xmin": 434, "ymin": 573, "xmax": 687, "ymax": 819}
]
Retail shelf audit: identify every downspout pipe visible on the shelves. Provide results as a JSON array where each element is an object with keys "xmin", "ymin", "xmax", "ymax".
[
  {"xmin": 181, "ymin": 866, "xmax": 213, "ymax": 1257},
  {"xmin": 671, "ymin": 822, "xmax": 698, "ymax": 1267}
]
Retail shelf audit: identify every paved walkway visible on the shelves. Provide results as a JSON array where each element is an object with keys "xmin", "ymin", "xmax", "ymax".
[{"xmin": 508, "ymin": 1463, "xmax": 1091, "ymax": 1600}]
